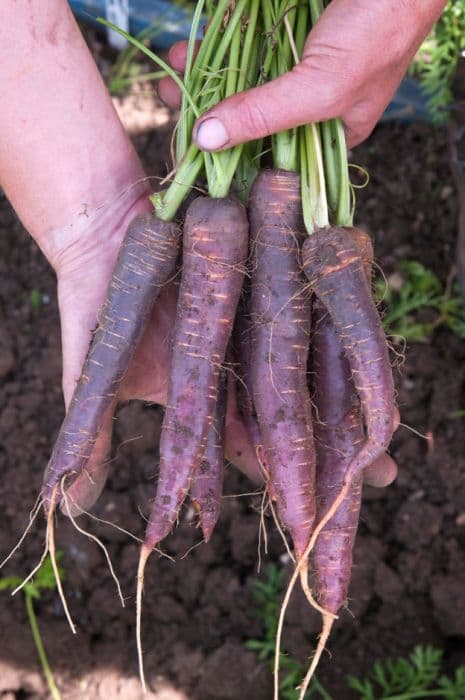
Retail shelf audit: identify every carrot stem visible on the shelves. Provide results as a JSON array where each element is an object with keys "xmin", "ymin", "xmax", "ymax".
[
  {"xmin": 268, "ymin": 0, "xmax": 299, "ymax": 172},
  {"xmin": 151, "ymin": 145, "xmax": 203, "ymax": 221},
  {"xmin": 304, "ymin": 0, "xmax": 352, "ymax": 228},
  {"xmin": 204, "ymin": 0, "xmax": 261, "ymax": 198},
  {"xmin": 333, "ymin": 119, "xmax": 352, "ymax": 225},
  {"xmin": 176, "ymin": 0, "xmax": 206, "ymax": 162}
]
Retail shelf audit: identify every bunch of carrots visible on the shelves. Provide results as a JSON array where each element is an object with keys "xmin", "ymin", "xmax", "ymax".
[{"xmin": 39, "ymin": 0, "xmax": 396, "ymax": 696}]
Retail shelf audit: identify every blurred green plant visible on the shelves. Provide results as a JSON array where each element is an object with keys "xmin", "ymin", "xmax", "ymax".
[
  {"xmin": 247, "ymin": 565, "xmax": 465, "ymax": 699},
  {"xmin": 347, "ymin": 646, "xmax": 465, "ymax": 699},
  {"xmin": 246, "ymin": 563, "xmax": 331, "ymax": 699},
  {"xmin": 30, "ymin": 288, "xmax": 42, "ymax": 310},
  {"xmin": 413, "ymin": 1, "xmax": 465, "ymax": 122},
  {"xmin": 0, "ymin": 554, "xmax": 63, "ymax": 700},
  {"xmin": 375, "ymin": 260, "xmax": 465, "ymax": 342},
  {"xmin": 108, "ymin": 25, "xmax": 166, "ymax": 94}
]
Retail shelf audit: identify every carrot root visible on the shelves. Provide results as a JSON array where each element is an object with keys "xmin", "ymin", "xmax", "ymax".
[
  {"xmin": 250, "ymin": 169, "xmax": 316, "ymax": 558},
  {"xmin": 136, "ymin": 545, "xmax": 152, "ymax": 695},
  {"xmin": 190, "ymin": 372, "xmax": 227, "ymax": 542},
  {"xmin": 42, "ymin": 213, "xmax": 181, "ymax": 511},
  {"xmin": 145, "ymin": 196, "xmax": 248, "ymax": 549},
  {"xmin": 298, "ymin": 614, "xmax": 334, "ymax": 700}
]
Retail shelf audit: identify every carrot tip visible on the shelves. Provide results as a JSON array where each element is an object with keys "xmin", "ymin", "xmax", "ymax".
[
  {"xmin": 201, "ymin": 526, "xmax": 213, "ymax": 544},
  {"xmin": 297, "ymin": 615, "xmax": 335, "ymax": 700},
  {"xmin": 47, "ymin": 487, "xmax": 77, "ymax": 635},
  {"xmin": 137, "ymin": 545, "xmax": 152, "ymax": 694}
]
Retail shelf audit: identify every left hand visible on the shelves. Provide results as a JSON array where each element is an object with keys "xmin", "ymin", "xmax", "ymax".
[{"xmin": 0, "ymin": 1, "xmax": 264, "ymax": 517}]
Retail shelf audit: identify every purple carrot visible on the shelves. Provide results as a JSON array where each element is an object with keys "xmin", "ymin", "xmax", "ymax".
[
  {"xmin": 311, "ymin": 297, "xmax": 363, "ymax": 615},
  {"xmin": 143, "ymin": 195, "xmax": 248, "ymax": 551},
  {"xmin": 296, "ymin": 227, "xmax": 396, "ymax": 697},
  {"xmin": 42, "ymin": 213, "xmax": 181, "ymax": 511},
  {"xmin": 233, "ymin": 293, "xmax": 269, "ymax": 481},
  {"xmin": 249, "ymin": 169, "xmax": 315, "ymax": 558},
  {"xmin": 302, "ymin": 227, "xmax": 395, "ymax": 485},
  {"xmin": 190, "ymin": 372, "xmax": 226, "ymax": 542}
]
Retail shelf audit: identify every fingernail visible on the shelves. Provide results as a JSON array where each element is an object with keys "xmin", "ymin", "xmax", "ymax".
[{"xmin": 194, "ymin": 117, "xmax": 229, "ymax": 151}]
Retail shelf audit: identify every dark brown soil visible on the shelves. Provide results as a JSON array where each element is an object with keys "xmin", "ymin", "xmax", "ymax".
[{"xmin": 1, "ymin": 33, "xmax": 465, "ymax": 700}]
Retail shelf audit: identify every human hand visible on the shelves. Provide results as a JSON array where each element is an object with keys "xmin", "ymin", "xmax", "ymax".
[
  {"xmin": 158, "ymin": 2, "xmax": 408, "ymax": 491},
  {"xmin": 160, "ymin": 0, "xmax": 446, "ymax": 150},
  {"xmin": 51, "ymin": 198, "xmax": 264, "ymax": 515},
  {"xmin": 0, "ymin": 0, "xmax": 262, "ymax": 517}
]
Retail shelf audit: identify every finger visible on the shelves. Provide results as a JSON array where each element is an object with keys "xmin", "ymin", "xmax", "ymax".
[
  {"xmin": 192, "ymin": 61, "xmax": 346, "ymax": 151},
  {"xmin": 191, "ymin": 0, "xmax": 356, "ymax": 151},
  {"xmin": 168, "ymin": 40, "xmax": 190, "ymax": 72},
  {"xmin": 343, "ymin": 97, "xmax": 392, "ymax": 149},
  {"xmin": 160, "ymin": 40, "xmax": 202, "ymax": 109},
  {"xmin": 362, "ymin": 406, "xmax": 400, "ymax": 488},
  {"xmin": 60, "ymin": 410, "xmax": 114, "ymax": 517},
  {"xmin": 158, "ymin": 76, "xmax": 183, "ymax": 110},
  {"xmin": 191, "ymin": 0, "xmax": 440, "ymax": 152},
  {"xmin": 363, "ymin": 453, "xmax": 398, "ymax": 488},
  {"xmin": 118, "ymin": 283, "xmax": 177, "ymax": 404}
]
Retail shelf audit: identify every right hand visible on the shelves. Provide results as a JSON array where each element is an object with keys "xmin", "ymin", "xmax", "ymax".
[{"xmin": 160, "ymin": 0, "xmax": 446, "ymax": 149}]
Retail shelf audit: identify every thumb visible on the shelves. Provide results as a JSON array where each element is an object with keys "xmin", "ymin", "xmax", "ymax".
[{"xmin": 193, "ymin": 61, "xmax": 343, "ymax": 151}]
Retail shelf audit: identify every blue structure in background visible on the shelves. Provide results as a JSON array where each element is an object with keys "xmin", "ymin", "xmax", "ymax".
[
  {"xmin": 69, "ymin": 0, "xmax": 431, "ymax": 123},
  {"xmin": 381, "ymin": 76, "xmax": 431, "ymax": 124},
  {"xmin": 70, "ymin": 0, "xmax": 197, "ymax": 50}
]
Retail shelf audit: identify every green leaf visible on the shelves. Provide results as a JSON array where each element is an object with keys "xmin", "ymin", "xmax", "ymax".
[
  {"xmin": 377, "ymin": 260, "xmax": 465, "ymax": 343},
  {"xmin": 346, "ymin": 645, "xmax": 465, "ymax": 699},
  {"xmin": 30, "ymin": 288, "xmax": 42, "ymax": 310},
  {"xmin": 413, "ymin": 0, "xmax": 465, "ymax": 122},
  {"xmin": 449, "ymin": 408, "xmax": 465, "ymax": 418},
  {"xmin": 34, "ymin": 553, "xmax": 63, "ymax": 592},
  {"xmin": 0, "ymin": 576, "xmax": 22, "ymax": 591},
  {"xmin": 0, "ymin": 553, "xmax": 62, "ymax": 598},
  {"xmin": 347, "ymin": 675, "xmax": 375, "ymax": 699},
  {"xmin": 24, "ymin": 584, "xmax": 42, "ymax": 600}
]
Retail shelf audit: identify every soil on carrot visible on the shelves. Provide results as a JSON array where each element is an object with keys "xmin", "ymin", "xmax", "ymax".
[{"xmin": 1, "ymin": 44, "xmax": 465, "ymax": 700}]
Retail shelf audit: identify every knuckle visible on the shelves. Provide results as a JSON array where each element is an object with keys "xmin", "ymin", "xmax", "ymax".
[
  {"xmin": 344, "ymin": 120, "xmax": 373, "ymax": 148},
  {"xmin": 297, "ymin": 54, "xmax": 352, "ymax": 117},
  {"xmin": 235, "ymin": 94, "xmax": 274, "ymax": 140}
]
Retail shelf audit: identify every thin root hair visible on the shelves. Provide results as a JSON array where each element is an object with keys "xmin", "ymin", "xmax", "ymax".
[
  {"xmin": 269, "ymin": 497, "xmax": 295, "ymax": 565},
  {"xmin": 180, "ymin": 538, "xmax": 205, "ymax": 560},
  {"xmin": 61, "ymin": 485, "xmax": 126, "ymax": 608},
  {"xmin": 257, "ymin": 487, "xmax": 269, "ymax": 572},
  {"xmin": 0, "ymin": 496, "xmax": 44, "ymax": 570},
  {"xmin": 47, "ymin": 485, "xmax": 77, "ymax": 634},
  {"xmin": 398, "ymin": 422, "xmax": 432, "ymax": 441}
]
